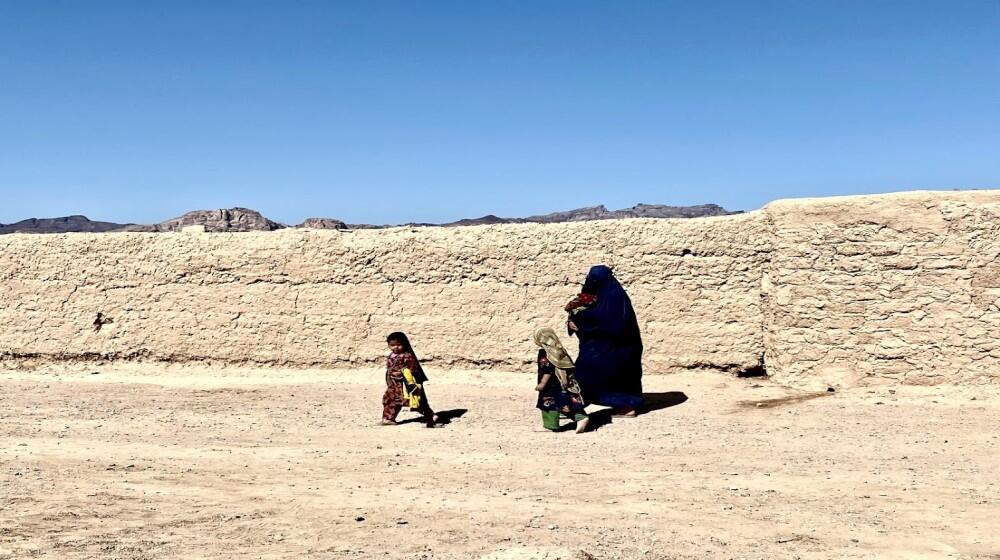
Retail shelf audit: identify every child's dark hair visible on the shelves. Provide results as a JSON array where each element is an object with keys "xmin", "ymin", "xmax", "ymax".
[
  {"xmin": 387, "ymin": 332, "xmax": 426, "ymax": 381},
  {"xmin": 387, "ymin": 331, "xmax": 415, "ymax": 355}
]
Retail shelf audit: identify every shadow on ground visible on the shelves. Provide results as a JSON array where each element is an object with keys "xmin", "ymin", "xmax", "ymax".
[
  {"xmin": 435, "ymin": 408, "xmax": 469, "ymax": 424},
  {"xmin": 644, "ymin": 391, "xmax": 689, "ymax": 412},
  {"xmin": 586, "ymin": 391, "xmax": 689, "ymax": 432},
  {"xmin": 397, "ymin": 408, "xmax": 468, "ymax": 426},
  {"xmin": 737, "ymin": 392, "xmax": 831, "ymax": 410}
]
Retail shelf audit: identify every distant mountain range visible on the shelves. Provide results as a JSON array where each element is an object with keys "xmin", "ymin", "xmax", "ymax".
[
  {"xmin": 445, "ymin": 203, "xmax": 738, "ymax": 226},
  {"xmin": 0, "ymin": 215, "xmax": 138, "ymax": 234},
  {"xmin": 0, "ymin": 203, "xmax": 741, "ymax": 234}
]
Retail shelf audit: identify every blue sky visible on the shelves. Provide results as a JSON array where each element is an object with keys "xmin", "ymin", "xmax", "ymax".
[{"xmin": 1, "ymin": 1, "xmax": 998, "ymax": 225}]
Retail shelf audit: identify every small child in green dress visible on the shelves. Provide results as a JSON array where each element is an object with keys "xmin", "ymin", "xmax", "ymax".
[{"xmin": 533, "ymin": 328, "xmax": 589, "ymax": 434}]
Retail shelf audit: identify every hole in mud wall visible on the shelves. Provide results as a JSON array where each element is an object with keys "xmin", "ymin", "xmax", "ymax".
[
  {"xmin": 736, "ymin": 354, "xmax": 767, "ymax": 378},
  {"xmin": 680, "ymin": 249, "xmax": 694, "ymax": 257},
  {"xmin": 92, "ymin": 312, "xmax": 114, "ymax": 333}
]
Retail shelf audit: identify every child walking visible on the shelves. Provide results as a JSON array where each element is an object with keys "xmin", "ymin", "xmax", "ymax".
[
  {"xmin": 382, "ymin": 332, "xmax": 438, "ymax": 427},
  {"xmin": 533, "ymin": 327, "xmax": 589, "ymax": 434}
]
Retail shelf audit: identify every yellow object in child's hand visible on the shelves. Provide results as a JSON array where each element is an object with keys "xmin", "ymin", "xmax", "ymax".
[{"xmin": 401, "ymin": 368, "xmax": 423, "ymax": 409}]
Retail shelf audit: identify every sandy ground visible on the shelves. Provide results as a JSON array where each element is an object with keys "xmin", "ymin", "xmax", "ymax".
[{"xmin": 1, "ymin": 364, "xmax": 998, "ymax": 560}]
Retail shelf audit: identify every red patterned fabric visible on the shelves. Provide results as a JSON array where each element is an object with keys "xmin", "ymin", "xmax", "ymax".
[{"xmin": 565, "ymin": 292, "xmax": 598, "ymax": 313}]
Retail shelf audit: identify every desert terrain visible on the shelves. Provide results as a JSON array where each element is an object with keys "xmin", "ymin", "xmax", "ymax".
[{"xmin": 2, "ymin": 365, "xmax": 997, "ymax": 559}]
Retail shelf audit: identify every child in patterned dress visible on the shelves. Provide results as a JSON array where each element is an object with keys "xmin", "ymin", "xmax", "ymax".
[{"xmin": 382, "ymin": 332, "xmax": 438, "ymax": 427}]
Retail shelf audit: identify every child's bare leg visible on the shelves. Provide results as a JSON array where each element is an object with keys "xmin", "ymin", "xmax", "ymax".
[{"xmin": 574, "ymin": 412, "xmax": 590, "ymax": 433}]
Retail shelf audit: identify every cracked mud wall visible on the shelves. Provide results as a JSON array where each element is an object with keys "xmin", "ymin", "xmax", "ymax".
[
  {"xmin": 2, "ymin": 190, "xmax": 998, "ymax": 386},
  {"xmin": 0, "ymin": 213, "xmax": 769, "ymax": 373},
  {"xmin": 763, "ymin": 191, "xmax": 1000, "ymax": 387}
]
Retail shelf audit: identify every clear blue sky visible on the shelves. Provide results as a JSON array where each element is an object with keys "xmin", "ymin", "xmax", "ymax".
[{"xmin": 1, "ymin": 1, "xmax": 998, "ymax": 225}]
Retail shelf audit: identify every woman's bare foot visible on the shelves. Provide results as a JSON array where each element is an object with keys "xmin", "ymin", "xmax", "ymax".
[
  {"xmin": 575, "ymin": 417, "xmax": 590, "ymax": 433},
  {"xmin": 380, "ymin": 419, "xmax": 398, "ymax": 426},
  {"xmin": 612, "ymin": 407, "xmax": 637, "ymax": 417}
]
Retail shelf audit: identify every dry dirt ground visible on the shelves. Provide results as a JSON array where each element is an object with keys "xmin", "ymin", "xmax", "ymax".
[{"xmin": 1, "ymin": 365, "xmax": 998, "ymax": 560}]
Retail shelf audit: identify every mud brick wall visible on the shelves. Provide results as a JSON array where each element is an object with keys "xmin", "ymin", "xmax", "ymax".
[
  {"xmin": 2, "ymin": 191, "xmax": 998, "ymax": 386},
  {"xmin": 763, "ymin": 191, "xmax": 1000, "ymax": 387},
  {"xmin": 0, "ymin": 213, "xmax": 769, "ymax": 373}
]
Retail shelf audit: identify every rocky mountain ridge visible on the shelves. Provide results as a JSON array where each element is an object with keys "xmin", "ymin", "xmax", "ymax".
[
  {"xmin": 120, "ymin": 208, "xmax": 286, "ymax": 233},
  {"xmin": 1, "ymin": 203, "xmax": 739, "ymax": 234},
  {"xmin": 472, "ymin": 203, "xmax": 736, "ymax": 225},
  {"xmin": 0, "ymin": 215, "xmax": 138, "ymax": 234}
]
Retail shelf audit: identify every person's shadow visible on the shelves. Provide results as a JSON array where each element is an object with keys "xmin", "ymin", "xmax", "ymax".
[
  {"xmin": 396, "ymin": 408, "xmax": 468, "ymax": 426},
  {"xmin": 643, "ymin": 391, "xmax": 689, "ymax": 412},
  {"xmin": 585, "ymin": 392, "xmax": 688, "ymax": 431},
  {"xmin": 434, "ymin": 408, "xmax": 468, "ymax": 424}
]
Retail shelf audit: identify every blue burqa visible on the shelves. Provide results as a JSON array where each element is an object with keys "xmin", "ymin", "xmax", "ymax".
[{"xmin": 571, "ymin": 265, "xmax": 644, "ymax": 410}]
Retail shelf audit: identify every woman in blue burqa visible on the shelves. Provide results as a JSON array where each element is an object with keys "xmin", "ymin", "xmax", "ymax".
[{"xmin": 566, "ymin": 265, "xmax": 645, "ymax": 415}]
